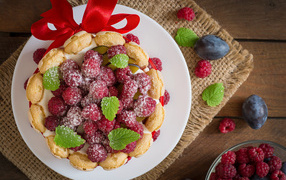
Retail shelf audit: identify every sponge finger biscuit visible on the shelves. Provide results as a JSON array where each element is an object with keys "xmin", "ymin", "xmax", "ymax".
[
  {"xmin": 124, "ymin": 42, "xmax": 149, "ymax": 68},
  {"xmin": 38, "ymin": 48, "xmax": 66, "ymax": 74},
  {"xmin": 46, "ymin": 135, "xmax": 69, "ymax": 159},
  {"xmin": 146, "ymin": 69, "xmax": 164, "ymax": 99},
  {"xmin": 64, "ymin": 31, "xmax": 93, "ymax": 54},
  {"xmin": 69, "ymin": 152, "xmax": 98, "ymax": 171},
  {"xmin": 129, "ymin": 133, "xmax": 153, "ymax": 158},
  {"xmin": 99, "ymin": 152, "xmax": 128, "ymax": 170},
  {"xmin": 145, "ymin": 103, "xmax": 165, "ymax": 132},
  {"xmin": 94, "ymin": 31, "xmax": 125, "ymax": 47},
  {"xmin": 28, "ymin": 104, "xmax": 46, "ymax": 133},
  {"xmin": 26, "ymin": 72, "xmax": 44, "ymax": 104}
]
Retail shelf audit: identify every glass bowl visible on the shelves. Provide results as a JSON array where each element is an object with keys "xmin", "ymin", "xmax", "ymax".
[{"xmin": 205, "ymin": 140, "xmax": 286, "ymax": 180}]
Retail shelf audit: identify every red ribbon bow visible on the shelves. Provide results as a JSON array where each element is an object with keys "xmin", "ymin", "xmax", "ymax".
[{"xmin": 31, "ymin": 0, "xmax": 140, "ymax": 53}]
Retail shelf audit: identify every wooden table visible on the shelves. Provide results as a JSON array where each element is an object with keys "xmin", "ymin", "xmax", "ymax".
[{"xmin": 1, "ymin": 0, "xmax": 285, "ymax": 179}]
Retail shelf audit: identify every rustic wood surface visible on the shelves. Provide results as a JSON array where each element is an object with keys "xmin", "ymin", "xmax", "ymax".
[{"xmin": 0, "ymin": 0, "xmax": 285, "ymax": 180}]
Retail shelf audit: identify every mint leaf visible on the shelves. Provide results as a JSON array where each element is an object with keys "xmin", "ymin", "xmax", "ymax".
[
  {"xmin": 54, "ymin": 126, "xmax": 85, "ymax": 148},
  {"xmin": 175, "ymin": 27, "xmax": 199, "ymax": 47},
  {"xmin": 202, "ymin": 83, "xmax": 224, "ymax": 107},
  {"xmin": 109, "ymin": 54, "xmax": 129, "ymax": 68},
  {"xmin": 43, "ymin": 67, "xmax": 60, "ymax": 91},
  {"xmin": 108, "ymin": 128, "xmax": 140, "ymax": 150},
  {"xmin": 101, "ymin": 96, "xmax": 120, "ymax": 121}
]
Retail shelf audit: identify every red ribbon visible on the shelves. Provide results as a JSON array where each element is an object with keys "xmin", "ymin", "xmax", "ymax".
[{"xmin": 31, "ymin": 0, "xmax": 140, "ymax": 53}]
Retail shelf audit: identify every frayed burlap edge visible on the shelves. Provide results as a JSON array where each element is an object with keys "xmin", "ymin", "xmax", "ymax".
[{"xmin": 0, "ymin": 0, "xmax": 253, "ymax": 179}]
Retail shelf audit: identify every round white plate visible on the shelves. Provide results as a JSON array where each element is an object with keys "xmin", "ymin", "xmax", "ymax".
[{"xmin": 11, "ymin": 4, "xmax": 192, "ymax": 180}]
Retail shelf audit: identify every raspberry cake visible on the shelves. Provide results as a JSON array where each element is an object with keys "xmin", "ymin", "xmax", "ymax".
[{"xmin": 25, "ymin": 31, "xmax": 169, "ymax": 171}]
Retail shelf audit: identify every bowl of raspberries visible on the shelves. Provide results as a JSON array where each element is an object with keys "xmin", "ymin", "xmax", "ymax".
[{"xmin": 206, "ymin": 140, "xmax": 286, "ymax": 180}]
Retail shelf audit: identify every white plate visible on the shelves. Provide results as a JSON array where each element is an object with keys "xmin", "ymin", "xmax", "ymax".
[{"xmin": 11, "ymin": 4, "xmax": 192, "ymax": 180}]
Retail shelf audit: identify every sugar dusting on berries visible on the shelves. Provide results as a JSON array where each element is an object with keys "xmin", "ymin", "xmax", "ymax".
[{"xmin": 134, "ymin": 95, "xmax": 156, "ymax": 117}]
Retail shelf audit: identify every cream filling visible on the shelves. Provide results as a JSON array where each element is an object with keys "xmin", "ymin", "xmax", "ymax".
[
  {"xmin": 43, "ymin": 129, "xmax": 55, "ymax": 137},
  {"xmin": 38, "ymin": 89, "xmax": 55, "ymax": 117}
]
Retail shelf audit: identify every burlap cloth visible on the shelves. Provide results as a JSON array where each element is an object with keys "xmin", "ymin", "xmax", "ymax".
[{"xmin": 0, "ymin": 0, "xmax": 253, "ymax": 179}]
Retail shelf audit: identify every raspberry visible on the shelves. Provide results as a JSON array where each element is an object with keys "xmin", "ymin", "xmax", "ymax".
[
  {"xmin": 87, "ymin": 144, "xmax": 107, "ymax": 162},
  {"xmin": 60, "ymin": 59, "xmax": 80, "ymax": 73},
  {"xmin": 236, "ymin": 148, "xmax": 250, "ymax": 164},
  {"xmin": 221, "ymin": 151, "xmax": 236, "ymax": 165},
  {"xmin": 163, "ymin": 90, "xmax": 170, "ymax": 105},
  {"xmin": 115, "ymin": 66, "xmax": 133, "ymax": 83},
  {"xmin": 79, "ymin": 77, "xmax": 93, "ymax": 93},
  {"xmin": 89, "ymin": 80, "xmax": 109, "ymax": 99},
  {"xmin": 152, "ymin": 130, "xmax": 160, "ymax": 142},
  {"xmin": 215, "ymin": 163, "xmax": 237, "ymax": 178},
  {"xmin": 96, "ymin": 117, "xmax": 115, "ymax": 135},
  {"xmin": 259, "ymin": 144, "xmax": 274, "ymax": 159},
  {"xmin": 60, "ymin": 117, "xmax": 77, "ymax": 131},
  {"xmin": 268, "ymin": 156, "xmax": 282, "ymax": 173},
  {"xmin": 107, "ymin": 45, "xmax": 127, "ymax": 59},
  {"xmin": 44, "ymin": 116, "xmax": 60, "ymax": 131},
  {"xmin": 117, "ymin": 100, "xmax": 123, "ymax": 114},
  {"xmin": 66, "ymin": 106, "xmax": 83, "ymax": 126},
  {"xmin": 63, "ymin": 69, "xmax": 83, "ymax": 87},
  {"xmin": 82, "ymin": 103, "xmax": 102, "ymax": 121},
  {"xmin": 129, "ymin": 122, "xmax": 144, "ymax": 139},
  {"xmin": 33, "ymin": 48, "xmax": 46, "ymax": 64},
  {"xmin": 219, "ymin": 118, "xmax": 235, "ymax": 133},
  {"xmin": 236, "ymin": 177, "xmax": 249, "ymax": 180},
  {"xmin": 210, "ymin": 172, "xmax": 219, "ymax": 180},
  {"xmin": 108, "ymin": 86, "xmax": 118, "ymax": 97},
  {"xmin": 125, "ymin": 33, "xmax": 140, "ymax": 44},
  {"xmin": 248, "ymin": 147, "xmax": 265, "ymax": 162},
  {"xmin": 52, "ymin": 81, "xmax": 68, "ymax": 97},
  {"xmin": 83, "ymin": 120, "xmax": 98, "ymax": 136},
  {"xmin": 48, "ymin": 97, "xmax": 68, "ymax": 116},
  {"xmin": 62, "ymin": 87, "xmax": 82, "ymax": 105},
  {"xmin": 256, "ymin": 161, "xmax": 270, "ymax": 178},
  {"xmin": 113, "ymin": 121, "xmax": 121, "ymax": 129},
  {"xmin": 133, "ymin": 95, "xmax": 156, "ymax": 117},
  {"xmin": 84, "ymin": 50, "xmax": 102, "ymax": 64},
  {"xmin": 148, "ymin": 57, "xmax": 163, "ymax": 71},
  {"xmin": 270, "ymin": 170, "xmax": 286, "ymax": 180},
  {"xmin": 194, "ymin": 60, "xmax": 212, "ymax": 78},
  {"xmin": 121, "ymin": 79, "xmax": 138, "ymax": 99},
  {"xmin": 69, "ymin": 143, "xmax": 85, "ymax": 152},
  {"xmin": 238, "ymin": 164, "xmax": 255, "ymax": 177},
  {"xmin": 81, "ymin": 58, "xmax": 100, "ymax": 78},
  {"xmin": 177, "ymin": 7, "xmax": 195, "ymax": 21},
  {"xmin": 24, "ymin": 78, "xmax": 29, "ymax": 90},
  {"xmin": 117, "ymin": 110, "xmax": 137, "ymax": 128},
  {"xmin": 84, "ymin": 130, "xmax": 105, "ymax": 145},
  {"xmin": 96, "ymin": 67, "xmax": 116, "ymax": 86},
  {"xmin": 119, "ymin": 97, "xmax": 134, "ymax": 109},
  {"xmin": 133, "ymin": 73, "xmax": 151, "ymax": 95},
  {"xmin": 102, "ymin": 138, "xmax": 118, "ymax": 153},
  {"xmin": 121, "ymin": 141, "xmax": 136, "ymax": 153}
]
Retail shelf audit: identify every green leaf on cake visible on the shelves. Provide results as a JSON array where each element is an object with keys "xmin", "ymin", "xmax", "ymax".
[
  {"xmin": 175, "ymin": 27, "xmax": 199, "ymax": 47},
  {"xmin": 109, "ymin": 54, "xmax": 129, "ymax": 68},
  {"xmin": 202, "ymin": 83, "xmax": 225, "ymax": 107},
  {"xmin": 54, "ymin": 126, "xmax": 85, "ymax": 148},
  {"xmin": 101, "ymin": 96, "xmax": 120, "ymax": 121},
  {"xmin": 108, "ymin": 128, "xmax": 140, "ymax": 150},
  {"xmin": 43, "ymin": 67, "xmax": 60, "ymax": 91}
]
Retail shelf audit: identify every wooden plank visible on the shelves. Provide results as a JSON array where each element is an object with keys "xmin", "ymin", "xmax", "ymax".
[
  {"xmin": 0, "ymin": 154, "xmax": 28, "ymax": 180},
  {"xmin": 217, "ymin": 41, "xmax": 286, "ymax": 117},
  {"xmin": 196, "ymin": 0, "xmax": 286, "ymax": 40},
  {"xmin": 158, "ymin": 118, "xmax": 286, "ymax": 180}
]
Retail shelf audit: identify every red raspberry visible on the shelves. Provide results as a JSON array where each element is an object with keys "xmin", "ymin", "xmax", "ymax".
[
  {"xmin": 115, "ymin": 66, "xmax": 133, "ymax": 83},
  {"xmin": 152, "ymin": 130, "xmax": 160, "ymax": 142},
  {"xmin": 108, "ymin": 86, "xmax": 118, "ymax": 97},
  {"xmin": 62, "ymin": 87, "xmax": 82, "ymax": 105},
  {"xmin": 114, "ymin": 121, "xmax": 121, "ymax": 129},
  {"xmin": 96, "ymin": 117, "xmax": 115, "ymax": 135},
  {"xmin": 52, "ymin": 81, "xmax": 68, "ymax": 97},
  {"xmin": 66, "ymin": 106, "xmax": 83, "ymax": 126},
  {"xmin": 117, "ymin": 100, "xmax": 123, "ymax": 114},
  {"xmin": 221, "ymin": 151, "xmax": 236, "ymax": 165},
  {"xmin": 89, "ymin": 80, "xmax": 109, "ymax": 99},
  {"xmin": 256, "ymin": 161, "xmax": 270, "ymax": 178},
  {"xmin": 87, "ymin": 144, "xmax": 107, "ymax": 162},
  {"xmin": 63, "ymin": 69, "xmax": 83, "ymax": 87},
  {"xmin": 82, "ymin": 103, "xmax": 102, "ymax": 121},
  {"xmin": 177, "ymin": 7, "xmax": 195, "ymax": 21},
  {"xmin": 33, "ymin": 48, "xmax": 46, "ymax": 64},
  {"xmin": 84, "ymin": 130, "xmax": 105, "ymax": 145},
  {"xmin": 81, "ymin": 58, "xmax": 100, "ymax": 78},
  {"xmin": 83, "ymin": 120, "xmax": 98, "ymax": 136},
  {"xmin": 102, "ymin": 138, "xmax": 118, "ymax": 153},
  {"xmin": 117, "ymin": 110, "xmax": 137, "ymax": 128},
  {"xmin": 96, "ymin": 67, "xmax": 116, "ymax": 86},
  {"xmin": 60, "ymin": 59, "xmax": 80, "ymax": 73},
  {"xmin": 121, "ymin": 141, "xmax": 136, "ymax": 153},
  {"xmin": 219, "ymin": 118, "xmax": 235, "ymax": 133},
  {"xmin": 81, "ymin": 94, "xmax": 100, "ymax": 108},
  {"xmin": 125, "ymin": 33, "xmax": 140, "ymax": 45},
  {"xmin": 119, "ymin": 97, "xmax": 134, "ymax": 109},
  {"xmin": 194, "ymin": 60, "xmax": 212, "ymax": 78},
  {"xmin": 44, "ymin": 116, "xmax": 60, "ymax": 131},
  {"xmin": 79, "ymin": 77, "xmax": 93, "ymax": 93},
  {"xmin": 210, "ymin": 172, "xmax": 219, "ymax": 180},
  {"xmin": 248, "ymin": 147, "xmax": 265, "ymax": 162},
  {"xmin": 24, "ymin": 78, "xmax": 29, "ymax": 90},
  {"xmin": 163, "ymin": 90, "xmax": 170, "ymax": 105},
  {"xmin": 236, "ymin": 177, "xmax": 249, "ymax": 180},
  {"xmin": 84, "ymin": 50, "xmax": 102, "ymax": 64},
  {"xmin": 130, "ymin": 122, "xmax": 144, "ymax": 139},
  {"xmin": 259, "ymin": 144, "xmax": 274, "ymax": 159},
  {"xmin": 121, "ymin": 79, "xmax": 138, "ymax": 99},
  {"xmin": 148, "ymin": 57, "xmax": 163, "ymax": 71},
  {"xmin": 215, "ymin": 163, "xmax": 237, "ymax": 178},
  {"xmin": 268, "ymin": 156, "xmax": 282, "ymax": 173},
  {"xmin": 270, "ymin": 170, "xmax": 286, "ymax": 180},
  {"xmin": 60, "ymin": 117, "xmax": 77, "ymax": 131},
  {"xmin": 236, "ymin": 148, "xmax": 250, "ymax": 164},
  {"xmin": 69, "ymin": 143, "xmax": 85, "ymax": 152},
  {"xmin": 48, "ymin": 97, "xmax": 68, "ymax": 116},
  {"xmin": 133, "ymin": 73, "xmax": 151, "ymax": 95},
  {"xmin": 134, "ymin": 95, "xmax": 156, "ymax": 117},
  {"xmin": 107, "ymin": 45, "xmax": 127, "ymax": 59},
  {"xmin": 238, "ymin": 164, "xmax": 255, "ymax": 177}
]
